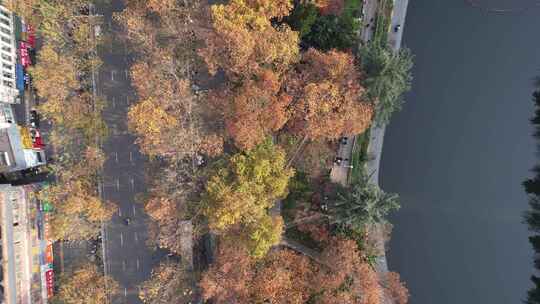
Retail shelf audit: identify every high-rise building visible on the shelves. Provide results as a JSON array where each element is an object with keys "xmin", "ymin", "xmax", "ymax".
[{"xmin": 0, "ymin": 5, "xmax": 20, "ymax": 104}]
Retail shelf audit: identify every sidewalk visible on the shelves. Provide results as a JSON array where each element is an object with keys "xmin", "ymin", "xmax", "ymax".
[{"xmin": 328, "ymin": 1, "xmax": 410, "ymax": 303}]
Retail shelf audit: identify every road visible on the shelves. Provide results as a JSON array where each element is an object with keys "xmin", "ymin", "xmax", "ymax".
[
  {"xmin": 95, "ymin": 1, "xmax": 160, "ymax": 303},
  {"xmin": 329, "ymin": 0, "xmax": 410, "ymax": 303},
  {"xmin": 366, "ymin": 0, "xmax": 409, "ymax": 185}
]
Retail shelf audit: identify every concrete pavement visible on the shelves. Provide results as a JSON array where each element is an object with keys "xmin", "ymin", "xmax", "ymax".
[{"xmin": 366, "ymin": 0, "xmax": 409, "ymax": 186}]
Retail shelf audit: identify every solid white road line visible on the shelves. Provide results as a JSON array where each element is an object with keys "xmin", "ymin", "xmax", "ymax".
[
  {"xmin": 111, "ymin": 70, "xmax": 115, "ymax": 81},
  {"xmin": 136, "ymin": 258, "xmax": 140, "ymax": 270},
  {"xmin": 134, "ymin": 231, "xmax": 138, "ymax": 242},
  {"xmin": 132, "ymin": 205, "xmax": 136, "ymax": 216},
  {"xmin": 130, "ymin": 177, "xmax": 135, "ymax": 191},
  {"xmin": 118, "ymin": 208, "xmax": 122, "ymax": 217},
  {"xmin": 115, "ymin": 151, "xmax": 118, "ymax": 163},
  {"xmin": 120, "ymin": 232, "xmax": 124, "ymax": 247},
  {"xmin": 129, "ymin": 151, "xmax": 133, "ymax": 163},
  {"xmin": 124, "ymin": 287, "xmax": 127, "ymax": 297},
  {"xmin": 116, "ymin": 178, "xmax": 120, "ymax": 191}
]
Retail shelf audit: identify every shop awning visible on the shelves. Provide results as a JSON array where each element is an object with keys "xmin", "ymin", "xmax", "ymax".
[
  {"xmin": 19, "ymin": 42, "xmax": 31, "ymax": 67},
  {"xmin": 15, "ymin": 64, "xmax": 24, "ymax": 93}
]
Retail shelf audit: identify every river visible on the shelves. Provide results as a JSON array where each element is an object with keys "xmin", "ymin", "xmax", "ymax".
[{"xmin": 381, "ymin": 0, "xmax": 540, "ymax": 303}]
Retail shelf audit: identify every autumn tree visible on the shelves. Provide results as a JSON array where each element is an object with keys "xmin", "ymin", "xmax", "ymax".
[
  {"xmin": 201, "ymin": 235, "xmax": 390, "ymax": 304},
  {"xmin": 198, "ymin": 0, "xmax": 300, "ymax": 79},
  {"xmin": 202, "ymin": 140, "xmax": 293, "ymax": 256},
  {"xmin": 317, "ymin": 0, "xmax": 345, "ymax": 16},
  {"xmin": 201, "ymin": 242, "xmax": 315, "ymax": 304},
  {"xmin": 53, "ymin": 263, "xmax": 119, "ymax": 304},
  {"xmin": 118, "ymin": 1, "xmax": 224, "ymax": 159},
  {"xmin": 128, "ymin": 97, "xmax": 179, "ymax": 156},
  {"xmin": 29, "ymin": 43, "xmax": 78, "ymax": 108},
  {"xmin": 286, "ymin": 48, "xmax": 374, "ymax": 140},
  {"xmin": 139, "ymin": 261, "xmax": 196, "ymax": 304},
  {"xmin": 216, "ymin": 69, "xmax": 290, "ymax": 150},
  {"xmin": 144, "ymin": 196, "xmax": 182, "ymax": 252},
  {"xmin": 25, "ymin": 0, "xmax": 112, "ymax": 242},
  {"xmin": 40, "ymin": 147, "xmax": 116, "ymax": 241},
  {"xmin": 5, "ymin": 0, "xmax": 87, "ymax": 32},
  {"xmin": 315, "ymin": 237, "xmax": 383, "ymax": 304},
  {"xmin": 251, "ymin": 249, "xmax": 316, "ymax": 303},
  {"xmin": 200, "ymin": 243, "xmax": 254, "ymax": 303},
  {"xmin": 384, "ymin": 272, "xmax": 410, "ymax": 304}
]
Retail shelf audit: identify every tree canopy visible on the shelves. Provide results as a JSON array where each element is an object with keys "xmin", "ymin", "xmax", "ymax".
[
  {"xmin": 200, "ymin": 236, "xmax": 390, "ymax": 304},
  {"xmin": 139, "ymin": 261, "xmax": 196, "ymax": 304},
  {"xmin": 285, "ymin": 48, "xmax": 374, "ymax": 140},
  {"xmin": 199, "ymin": 0, "xmax": 300, "ymax": 79},
  {"xmin": 330, "ymin": 177, "xmax": 400, "ymax": 231},
  {"xmin": 202, "ymin": 140, "xmax": 293, "ymax": 256},
  {"xmin": 359, "ymin": 43, "xmax": 414, "ymax": 125},
  {"xmin": 286, "ymin": 0, "xmax": 359, "ymax": 51},
  {"xmin": 52, "ymin": 263, "xmax": 119, "ymax": 304}
]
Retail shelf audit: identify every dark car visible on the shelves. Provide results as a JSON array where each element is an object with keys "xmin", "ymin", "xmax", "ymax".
[
  {"xmin": 30, "ymin": 110, "xmax": 40, "ymax": 128},
  {"xmin": 394, "ymin": 24, "xmax": 401, "ymax": 32}
]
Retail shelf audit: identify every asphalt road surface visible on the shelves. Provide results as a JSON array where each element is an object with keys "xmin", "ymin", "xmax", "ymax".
[{"xmin": 95, "ymin": 2, "xmax": 161, "ymax": 303}]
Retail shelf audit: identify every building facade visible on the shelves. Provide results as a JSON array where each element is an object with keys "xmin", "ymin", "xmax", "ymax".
[
  {"xmin": 0, "ymin": 5, "xmax": 46, "ymax": 179},
  {"xmin": 0, "ymin": 5, "xmax": 19, "ymax": 104},
  {"xmin": 0, "ymin": 184, "xmax": 51, "ymax": 304}
]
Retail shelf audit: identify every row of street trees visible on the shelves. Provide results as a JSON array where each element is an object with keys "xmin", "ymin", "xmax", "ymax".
[
  {"xmin": 8, "ymin": 0, "xmax": 114, "ymax": 241},
  {"xmin": 7, "ymin": 2, "xmax": 119, "ymax": 304}
]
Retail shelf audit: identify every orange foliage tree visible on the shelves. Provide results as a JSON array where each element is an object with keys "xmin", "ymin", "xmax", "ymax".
[
  {"xmin": 199, "ymin": 243, "xmax": 254, "ymax": 303},
  {"xmin": 200, "ymin": 242, "xmax": 315, "ymax": 304},
  {"xmin": 316, "ymin": 0, "xmax": 345, "ymax": 16},
  {"xmin": 198, "ymin": 0, "xmax": 299, "ymax": 79},
  {"xmin": 200, "ymin": 235, "xmax": 398, "ymax": 304},
  {"xmin": 316, "ymin": 237, "xmax": 383, "ymax": 304},
  {"xmin": 118, "ymin": 0, "xmax": 224, "ymax": 159},
  {"xmin": 285, "ymin": 48, "xmax": 374, "ymax": 140},
  {"xmin": 215, "ymin": 69, "xmax": 290, "ymax": 150},
  {"xmin": 385, "ymin": 272, "xmax": 410, "ymax": 304}
]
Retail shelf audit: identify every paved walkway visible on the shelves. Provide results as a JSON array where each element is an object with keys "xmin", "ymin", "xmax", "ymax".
[
  {"xmin": 329, "ymin": 1, "xmax": 410, "ymax": 303},
  {"xmin": 366, "ymin": 0, "xmax": 409, "ymax": 186}
]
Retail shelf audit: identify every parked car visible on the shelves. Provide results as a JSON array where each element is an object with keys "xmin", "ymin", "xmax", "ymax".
[
  {"xmin": 394, "ymin": 24, "xmax": 401, "ymax": 32},
  {"xmin": 30, "ymin": 110, "xmax": 40, "ymax": 128}
]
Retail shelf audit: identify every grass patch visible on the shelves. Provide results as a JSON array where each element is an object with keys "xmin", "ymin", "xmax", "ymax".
[
  {"xmin": 282, "ymin": 171, "xmax": 313, "ymax": 222},
  {"xmin": 372, "ymin": 0, "xmax": 394, "ymax": 46},
  {"xmin": 348, "ymin": 128, "xmax": 371, "ymax": 184},
  {"xmin": 284, "ymin": 226, "xmax": 324, "ymax": 251},
  {"xmin": 343, "ymin": 0, "xmax": 363, "ymax": 19}
]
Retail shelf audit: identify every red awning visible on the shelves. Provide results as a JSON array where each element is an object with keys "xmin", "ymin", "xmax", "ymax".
[
  {"xmin": 19, "ymin": 41, "xmax": 31, "ymax": 67},
  {"xmin": 27, "ymin": 25, "xmax": 36, "ymax": 48},
  {"xmin": 31, "ymin": 129, "xmax": 45, "ymax": 149}
]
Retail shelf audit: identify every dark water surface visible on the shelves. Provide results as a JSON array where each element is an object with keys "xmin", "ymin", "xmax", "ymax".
[{"xmin": 382, "ymin": 1, "xmax": 540, "ymax": 303}]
